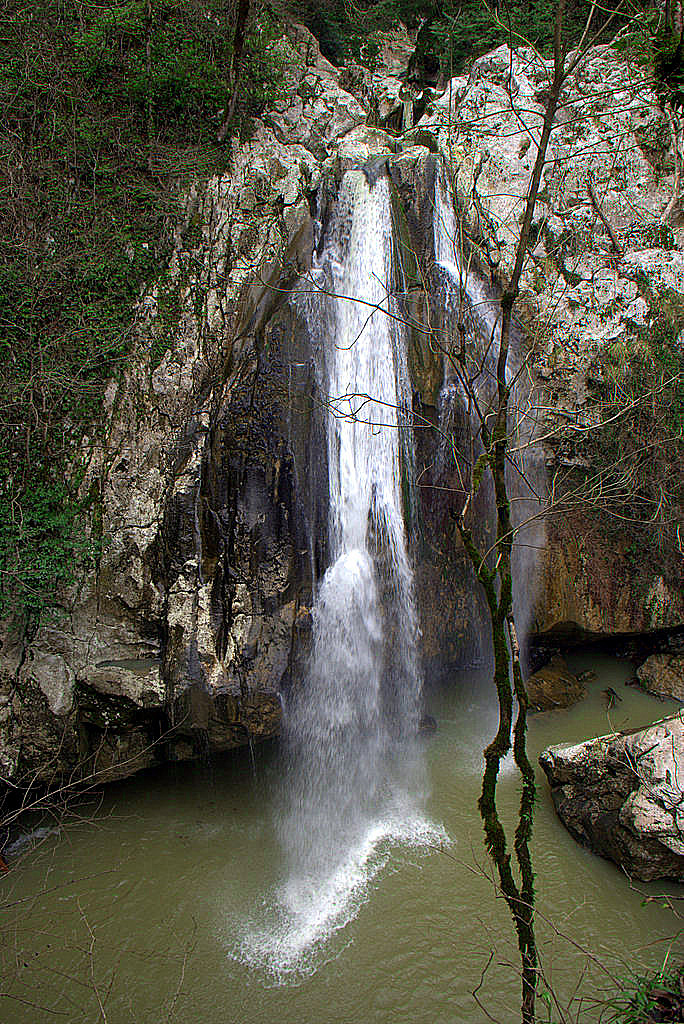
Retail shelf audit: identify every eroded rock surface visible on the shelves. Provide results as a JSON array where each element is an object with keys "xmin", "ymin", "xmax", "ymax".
[
  {"xmin": 540, "ymin": 714, "xmax": 684, "ymax": 881},
  {"xmin": 526, "ymin": 656, "xmax": 586, "ymax": 711},
  {"xmin": 417, "ymin": 44, "xmax": 684, "ymax": 635},
  {"xmin": 637, "ymin": 654, "xmax": 684, "ymax": 703}
]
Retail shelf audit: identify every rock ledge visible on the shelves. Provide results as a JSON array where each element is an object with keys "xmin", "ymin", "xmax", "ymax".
[{"xmin": 540, "ymin": 714, "xmax": 684, "ymax": 881}]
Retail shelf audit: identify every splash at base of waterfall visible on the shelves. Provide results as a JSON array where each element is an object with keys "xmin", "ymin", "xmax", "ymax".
[
  {"xmin": 231, "ymin": 813, "xmax": 448, "ymax": 984},
  {"xmin": 229, "ymin": 169, "xmax": 441, "ymax": 984}
]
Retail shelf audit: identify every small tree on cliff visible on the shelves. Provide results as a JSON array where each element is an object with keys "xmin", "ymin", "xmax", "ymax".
[{"xmin": 434, "ymin": 2, "xmax": 635, "ymax": 1020}]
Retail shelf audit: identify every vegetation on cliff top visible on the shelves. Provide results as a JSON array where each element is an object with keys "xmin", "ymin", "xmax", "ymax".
[{"xmin": 284, "ymin": 0, "xmax": 625, "ymax": 77}]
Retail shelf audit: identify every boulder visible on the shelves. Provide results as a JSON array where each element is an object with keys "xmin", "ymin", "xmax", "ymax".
[
  {"xmin": 336, "ymin": 126, "xmax": 394, "ymax": 166},
  {"xmin": 340, "ymin": 25, "xmax": 415, "ymax": 123},
  {"xmin": 637, "ymin": 653, "xmax": 684, "ymax": 702},
  {"xmin": 265, "ymin": 24, "xmax": 366, "ymax": 156},
  {"xmin": 540, "ymin": 714, "xmax": 684, "ymax": 881},
  {"xmin": 526, "ymin": 656, "xmax": 586, "ymax": 711}
]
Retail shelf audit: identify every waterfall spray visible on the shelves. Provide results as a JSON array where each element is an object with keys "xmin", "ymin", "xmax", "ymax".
[
  {"xmin": 237, "ymin": 170, "xmax": 441, "ymax": 977},
  {"xmin": 433, "ymin": 161, "xmax": 546, "ymax": 672}
]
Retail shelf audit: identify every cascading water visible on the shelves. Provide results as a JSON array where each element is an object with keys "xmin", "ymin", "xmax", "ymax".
[
  {"xmin": 433, "ymin": 162, "xmax": 546, "ymax": 670},
  {"xmin": 237, "ymin": 170, "xmax": 441, "ymax": 978}
]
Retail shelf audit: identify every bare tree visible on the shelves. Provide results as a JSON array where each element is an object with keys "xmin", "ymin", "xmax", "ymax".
[{"xmin": 429, "ymin": 2, "xmax": 645, "ymax": 1020}]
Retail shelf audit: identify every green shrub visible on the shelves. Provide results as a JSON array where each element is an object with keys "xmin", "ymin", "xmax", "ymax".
[
  {"xmin": 0, "ymin": 483, "xmax": 93, "ymax": 617},
  {"xmin": 0, "ymin": 0, "xmax": 284, "ymax": 618},
  {"xmin": 610, "ymin": 965, "xmax": 683, "ymax": 1023}
]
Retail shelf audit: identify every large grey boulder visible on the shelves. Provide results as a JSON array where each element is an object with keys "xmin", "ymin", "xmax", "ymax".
[
  {"xmin": 264, "ymin": 23, "xmax": 366, "ymax": 156},
  {"xmin": 540, "ymin": 714, "xmax": 684, "ymax": 881},
  {"xmin": 339, "ymin": 25, "xmax": 416, "ymax": 124}
]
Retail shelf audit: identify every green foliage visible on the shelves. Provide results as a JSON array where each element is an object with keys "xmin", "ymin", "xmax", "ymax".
[
  {"xmin": 584, "ymin": 312, "xmax": 684, "ymax": 581},
  {"xmin": 610, "ymin": 965, "xmax": 683, "ymax": 1023},
  {"xmin": 0, "ymin": 0, "xmax": 284, "ymax": 617},
  {"xmin": 615, "ymin": 9, "xmax": 684, "ymax": 111},
  {"xmin": 426, "ymin": 0, "xmax": 632, "ymax": 77},
  {"xmin": 0, "ymin": 483, "xmax": 94, "ymax": 617}
]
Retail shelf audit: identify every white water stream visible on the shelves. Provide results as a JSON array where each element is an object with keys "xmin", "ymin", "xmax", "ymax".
[
  {"xmin": 433, "ymin": 164, "xmax": 546, "ymax": 667},
  {"xmin": 239, "ymin": 170, "xmax": 442, "ymax": 977}
]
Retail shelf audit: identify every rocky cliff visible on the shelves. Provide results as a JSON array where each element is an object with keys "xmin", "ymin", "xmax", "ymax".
[
  {"xmin": 415, "ymin": 43, "xmax": 684, "ymax": 639},
  {"xmin": 1, "ymin": 26, "xmax": 682, "ymax": 785}
]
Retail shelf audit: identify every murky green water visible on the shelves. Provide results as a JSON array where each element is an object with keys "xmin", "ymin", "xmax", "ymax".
[{"xmin": 2, "ymin": 655, "xmax": 682, "ymax": 1023}]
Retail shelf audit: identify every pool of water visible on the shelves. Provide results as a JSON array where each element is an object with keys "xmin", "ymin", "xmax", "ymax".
[{"xmin": 1, "ymin": 655, "xmax": 681, "ymax": 1023}]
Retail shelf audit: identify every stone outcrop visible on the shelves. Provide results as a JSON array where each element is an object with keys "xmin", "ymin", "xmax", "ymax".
[
  {"xmin": 526, "ymin": 656, "xmax": 586, "ymax": 711},
  {"xmin": 0, "ymin": 23, "xmax": 418, "ymax": 787},
  {"xmin": 416, "ymin": 44, "xmax": 684, "ymax": 637},
  {"xmin": 339, "ymin": 25, "xmax": 419, "ymax": 127},
  {"xmin": 637, "ymin": 654, "xmax": 684, "ymax": 703},
  {"xmin": 0, "ymin": 22, "xmax": 363, "ymax": 785},
  {"xmin": 540, "ymin": 714, "xmax": 684, "ymax": 881}
]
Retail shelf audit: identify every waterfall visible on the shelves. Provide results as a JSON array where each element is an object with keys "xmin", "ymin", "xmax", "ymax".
[
  {"xmin": 285, "ymin": 171, "xmax": 422, "ymax": 864},
  {"xmin": 237, "ymin": 170, "xmax": 441, "ymax": 978},
  {"xmin": 433, "ymin": 163, "xmax": 546, "ymax": 670}
]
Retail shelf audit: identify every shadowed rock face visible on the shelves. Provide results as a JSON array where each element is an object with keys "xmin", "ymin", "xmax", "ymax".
[{"xmin": 540, "ymin": 715, "xmax": 684, "ymax": 882}]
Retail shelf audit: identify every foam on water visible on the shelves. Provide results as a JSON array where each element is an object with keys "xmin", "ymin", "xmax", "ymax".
[{"xmin": 233, "ymin": 814, "xmax": 448, "ymax": 983}]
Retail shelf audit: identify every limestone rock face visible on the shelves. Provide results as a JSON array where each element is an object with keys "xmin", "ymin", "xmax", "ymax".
[
  {"xmin": 0, "ymin": 27, "xmax": 340, "ymax": 786},
  {"xmin": 420, "ymin": 44, "xmax": 673, "ymax": 271},
  {"xmin": 637, "ymin": 654, "xmax": 684, "ymax": 702},
  {"xmin": 265, "ymin": 23, "xmax": 366, "ymax": 156},
  {"xmin": 526, "ymin": 657, "xmax": 586, "ymax": 711},
  {"xmin": 339, "ymin": 25, "xmax": 416, "ymax": 125},
  {"xmin": 0, "ymin": 22, "xmax": 445, "ymax": 787},
  {"xmin": 540, "ymin": 715, "xmax": 684, "ymax": 881},
  {"xmin": 416, "ymin": 43, "xmax": 684, "ymax": 636},
  {"xmin": 336, "ymin": 126, "xmax": 394, "ymax": 165}
]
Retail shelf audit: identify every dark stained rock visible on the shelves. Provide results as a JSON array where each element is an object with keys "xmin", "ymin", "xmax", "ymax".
[{"xmin": 526, "ymin": 656, "xmax": 586, "ymax": 711}]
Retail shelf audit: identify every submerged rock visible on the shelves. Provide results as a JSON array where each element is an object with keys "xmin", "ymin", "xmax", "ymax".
[
  {"xmin": 540, "ymin": 714, "xmax": 684, "ymax": 881},
  {"xmin": 418, "ymin": 714, "xmax": 437, "ymax": 735},
  {"xmin": 637, "ymin": 653, "xmax": 684, "ymax": 703},
  {"xmin": 526, "ymin": 656, "xmax": 586, "ymax": 711}
]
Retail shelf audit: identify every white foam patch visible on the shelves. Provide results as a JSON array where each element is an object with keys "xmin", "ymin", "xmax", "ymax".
[
  {"xmin": 229, "ymin": 814, "xmax": 449, "ymax": 984},
  {"xmin": 5, "ymin": 825, "xmax": 60, "ymax": 858}
]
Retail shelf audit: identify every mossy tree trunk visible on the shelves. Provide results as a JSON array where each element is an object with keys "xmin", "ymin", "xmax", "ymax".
[{"xmin": 446, "ymin": 2, "xmax": 613, "ymax": 1017}]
